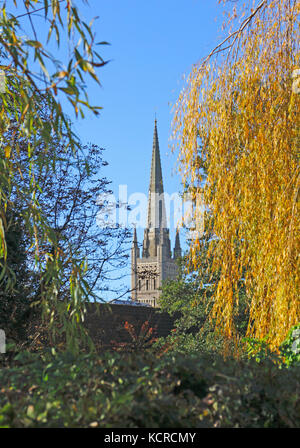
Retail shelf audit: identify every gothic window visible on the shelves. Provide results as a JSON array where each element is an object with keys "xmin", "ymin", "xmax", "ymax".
[
  {"xmin": 139, "ymin": 280, "xmax": 141, "ymax": 290},
  {"xmin": 153, "ymin": 279, "xmax": 156, "ymax": 290},
  {"xmin": 146, "ymin": 280, "xmax": 149, "ymax": 290}
]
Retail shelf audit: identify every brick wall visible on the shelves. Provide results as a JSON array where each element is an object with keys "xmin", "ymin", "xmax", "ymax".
[{"xmin": 84, "ymin": 303, "xmax": 177, "ymax": 347}]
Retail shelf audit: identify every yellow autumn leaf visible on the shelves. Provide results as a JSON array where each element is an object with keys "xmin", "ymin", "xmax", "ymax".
[{"xmin": 4, "ymin": 145, "xmax": 11, "ymax": 158}]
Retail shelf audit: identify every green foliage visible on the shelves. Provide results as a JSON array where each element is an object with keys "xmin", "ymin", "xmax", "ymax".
[
  {"xmin": 0, "ymin": 1, "xmax": 109, "ymax": 353},
  {"xmin": 243, "ymin": 323, "xmax": 300, "ymax": 367},
  {"xmin": 243, "ymin": 336, "xmax": 281, "ymax": 365},
  {"xmin": 158, "ymin": 241, "xmax": 249, "ymax": 356},
  {"xmin": 280, "ymin": 324, "xmax": 300, "ymax": 367},
  {"xmin": 0, "ymin": 349, "xmax": 299, "ymax": 428},
  {"xmin": 0, "ymin": 205, "xmax": 38, "ymax": 342}
]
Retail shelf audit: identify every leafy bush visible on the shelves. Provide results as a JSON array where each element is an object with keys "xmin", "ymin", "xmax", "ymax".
[
  {"xmin": 110, "ymin": 321, "xmax": 158, "ymax": 352},
  {"xmin": 243, "ymin": 336, "xmax": 280, "ymax": 364},
  {"xmin": 243, "ymin": 324, "xmax": 300, "ymax": 367},
  {"xmin": 158, "ymin": 253, "xmax": 249, "ymax": 356},
  {"xmin": 0, "ymin": 349, "xmax": 299, "ymax": 428},
  {"xmin": 280, "ymin": 324, "xmax": 300, "ymax": 367}
]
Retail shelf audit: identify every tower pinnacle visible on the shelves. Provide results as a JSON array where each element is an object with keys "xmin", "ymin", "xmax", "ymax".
[
  {"xmin": 132, "ymin": 226, "xmax": 137, "ymax": 245},
  {"xmin": 174, "ymin": 228, "xmax": 182, "ymax": 259}
]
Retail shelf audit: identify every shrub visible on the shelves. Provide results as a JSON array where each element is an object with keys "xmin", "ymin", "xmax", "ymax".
[
  {"xmin": 0, "ymin": 349, "xmax": 299, "ymax": 428},
  {"xmin": 280, "ymin": 324, "xmax": 300, "ymax": 367}
]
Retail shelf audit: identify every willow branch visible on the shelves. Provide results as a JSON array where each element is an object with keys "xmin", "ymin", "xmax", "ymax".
[{"xmin": 201, "ymin": 0, "xmax": 268, "ymax": 66}]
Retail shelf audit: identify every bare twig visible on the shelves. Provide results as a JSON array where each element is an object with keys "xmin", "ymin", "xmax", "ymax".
[
  {"xmin": 15, "ymin": 0, "xmax": 65, "ymax": 19},
  {"xmin": 201, "ymin": 0, "xmax": 268, "ymax": 66}
]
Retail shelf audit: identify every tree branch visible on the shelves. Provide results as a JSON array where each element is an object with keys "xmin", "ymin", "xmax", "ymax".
[{"xmin": 201, "ymin": 0, "xmax": 268, "ymax": 66}]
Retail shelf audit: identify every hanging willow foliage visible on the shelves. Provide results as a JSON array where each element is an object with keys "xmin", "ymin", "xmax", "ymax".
[
  {"xmin": 0, "ymin": 1, "xmax": 108, "ymax": 352},
  {"xmin": 172, "ymin": 0, "xmax": 299, "ymax": 349}
]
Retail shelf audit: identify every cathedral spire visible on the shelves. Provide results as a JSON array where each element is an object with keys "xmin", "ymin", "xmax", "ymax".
[
  {"xmin": 147, "ymin": 119, "xmax": 167, "ymax": 229},
  {"xmin": 149, "ymin": 119, "xmax": 164, "ymax": 195}
]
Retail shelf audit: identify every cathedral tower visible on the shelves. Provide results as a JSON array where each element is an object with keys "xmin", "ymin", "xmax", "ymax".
[{"xmin": 131, "ymin": 119, "xmax": 181, "ymax": 307}]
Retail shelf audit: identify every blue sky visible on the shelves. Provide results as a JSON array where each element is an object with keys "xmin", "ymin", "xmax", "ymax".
[{"xmin": 71, "ymin": 0, "xmax": 228, "ymax": 234}]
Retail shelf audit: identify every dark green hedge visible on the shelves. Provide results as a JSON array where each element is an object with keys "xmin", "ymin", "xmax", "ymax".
[{"xmin": 0, "ymin": 350, "xmax": 299, "ymax": 428}]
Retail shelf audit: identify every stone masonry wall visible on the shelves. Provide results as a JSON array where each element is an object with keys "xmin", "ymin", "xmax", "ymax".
[{"xmin": 84, "ymin": 303, "xmax": 177, "ymax": 348}]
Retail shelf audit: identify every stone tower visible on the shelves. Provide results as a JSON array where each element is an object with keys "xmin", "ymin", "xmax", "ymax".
[{"xmin": 131, "ymin": 119, "xmax": 181, "ymax": 307}]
